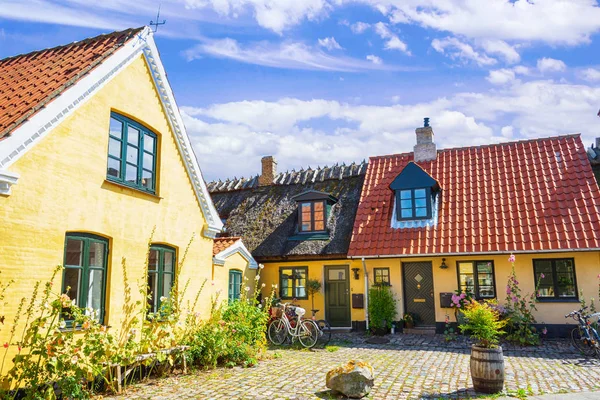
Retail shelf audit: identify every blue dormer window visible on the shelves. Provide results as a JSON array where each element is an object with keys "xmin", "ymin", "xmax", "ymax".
[
  {"xmin": 390, "ymin": 162, "xmax": 439, "ymax": 223},
  {"xmin": 398, "ymin": 188, "xmax": 432, "ymax": 220}
]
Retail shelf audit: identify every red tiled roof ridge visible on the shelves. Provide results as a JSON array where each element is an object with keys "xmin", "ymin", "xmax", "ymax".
[
  {"xmin": 0, "ymin": 27, "xmax": 145, "ymax": 140},
  {"xmin": 368, "ymin": 133, "xmax": 582, "ymax": 161},
  {"xmin": 0, "ymin": 27, "xmax": 144, "ymax": 65}
]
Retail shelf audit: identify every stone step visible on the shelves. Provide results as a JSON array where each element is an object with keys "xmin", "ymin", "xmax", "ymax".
[{"xmin": 403, "ymin": 326, "xmax": 436, "ymax": 335}]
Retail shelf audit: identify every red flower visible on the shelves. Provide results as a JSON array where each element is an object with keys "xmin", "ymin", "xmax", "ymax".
[{"xmin": 3, "ymin": 342, "xmax": 8, "ymax": 348}]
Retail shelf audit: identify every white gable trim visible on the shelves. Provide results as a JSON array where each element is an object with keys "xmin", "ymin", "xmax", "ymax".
[
  {"xmin": 0, "ymin": 170, "xmax": 19, "ymax": 195},
  {"xmin": 213, "ymin": 240, "xmax": 258, "ymax": 269},
  {"xmin": 0, "ymin": 27, "xmax": 222, "ymax": 237}
]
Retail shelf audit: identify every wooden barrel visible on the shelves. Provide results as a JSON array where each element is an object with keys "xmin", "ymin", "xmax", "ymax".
[{"xmin": 470, "ymin": 345, "xmax": 505, "ymax": 394}]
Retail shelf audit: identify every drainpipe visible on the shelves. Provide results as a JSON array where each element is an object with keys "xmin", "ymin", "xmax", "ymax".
[{"xmin": 362, "ymin": 257, "xmax": 369, "ymax": 331}]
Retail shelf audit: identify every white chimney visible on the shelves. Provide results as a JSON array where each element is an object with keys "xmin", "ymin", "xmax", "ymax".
[{"xmin": 414, "ymin": 117, "xmax": 437, "ymax": 162}]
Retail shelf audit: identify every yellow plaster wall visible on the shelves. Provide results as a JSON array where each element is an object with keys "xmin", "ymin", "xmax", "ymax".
[
  {"xmin": 260, "ymin": 259, "xmax": 365, "ymax": 323},
  {"xmin": 0, "ymin": 55, "xmax": 214, "ymax": 357},
  {"xmin": 212, "ymin": 252, "xmax": 257, "ymax": 302}
]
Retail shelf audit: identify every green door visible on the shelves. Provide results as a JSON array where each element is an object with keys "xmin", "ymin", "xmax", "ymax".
[{"xmin": 325, "ymin": 265, "xmax": 351, "ymax": 327}]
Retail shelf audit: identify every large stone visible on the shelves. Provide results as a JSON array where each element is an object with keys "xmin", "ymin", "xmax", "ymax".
[{"xmin": 326, "ymin": 360, "xmax": 374, "ymax": 398}]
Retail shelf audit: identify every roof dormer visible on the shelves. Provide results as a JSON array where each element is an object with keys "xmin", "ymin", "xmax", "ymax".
[
  {"xmin": 390, "ymin": 162, "xmax": 440, "ymax": 227},
  {"xmin": 290, "ymin": 190, "xmax": 338, "ymax": 240}
]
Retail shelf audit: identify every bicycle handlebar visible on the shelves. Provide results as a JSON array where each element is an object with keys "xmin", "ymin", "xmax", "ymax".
[{"xmin": 565, "ymin": 306, "xmax": 590, "ymax": 320}]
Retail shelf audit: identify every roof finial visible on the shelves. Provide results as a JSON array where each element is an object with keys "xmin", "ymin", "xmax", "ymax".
[{"xmin": 424, "ymin": 117, "xmax": 430, "ymax": 127}]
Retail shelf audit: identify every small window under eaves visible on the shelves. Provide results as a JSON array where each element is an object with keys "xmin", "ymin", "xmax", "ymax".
[{"xmin": 390, "ymin": 162, "xmax": 439, "ymax": 223}]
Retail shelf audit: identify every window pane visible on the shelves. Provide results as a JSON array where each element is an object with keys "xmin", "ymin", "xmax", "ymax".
[
  {"xmin": 477, "ymin": 262, "xmax": 493, "ymax": 274},
  {"xmin": 400, "ymin": 199, "xmax": 412, "ymax": 209},
  {"xmin": 126, "ymin": 145, "xmax": 138, "ymax": 164},
  {"xmin": 107, "ymin": 158, "xmax": 120, "ymax": 178},
  {"xmin": 109, "ymin": 138, "xmax": 122, "ymax": 158},
  {"xmin": 400, "ymin": 190, "xmax": 412, "ymax": 199},
  {"xmin": 148, "ymin": 272, "xmax": 158, "ymax": 312},
  {"xmin": 459, "ymin": 263, "xmax": 474, "ymax": 274},
  {"xmin": 64, "ymin": 268, "xmax": 81, "ymax": 303},
  {"xmin": 328, "ymin": 269, "xmax": 345, "ymax": 281},
  {"xmin": 414, "ymin": 189, "xmax": 426, "ymax": 198},
  {"xmin": 87, "ymin": 269, "xmax": 104, "ymax": 321},
  {"xmin": 459, "ymin": 262, "xmax": 475, "ymax": 293},
  {"xmin": 401, "ymin": 209, "xmax": 413, "ymax": 218},
  {"xmin": 301, "ymin": 203, "xmax": 311, "ymax": 212},
  {"xmin": 65, "ymin": 239, "xmax": 84, "ymax": 266},
  {"xmin": 314, "ymin": 220, "xmax": 325, "ymax": 230},
  {"xmin": 143, "ymin": 153, "xmax": 154, "ymax": 170},
  {"xmin": 164, "ymin": 251, "xmax": 174, "ymax": 273},
  {"xmin": 556, "ymin": 260, "xmax": 576, "ymax": 297},
  {"xmin": 415, "ymin": 198, "xmax": 426, "ymax": 207},
  {"xmin": 314, "ymin": 202, "xmax": 324, "ymax": 211},
  {"xmin": 479, "ymin": 286, "xmax": 495, "ymax": 298},
  {"xmin": 127, "ymin": 126, "xmax": 140, "ymax": 145},
  {"xmin": 125, "ymin": 164, "xmax": 137, "ymax": 183},
  {"xmin": 148, "ymin": 249, "xmax": 159, "ymax": 271},
  {"xmin": 142, "ymin": 170, "xmax": 153, "ymax": 190},
  {"xmin": 88, "ymin": 241, "xmax": 105, "ymax": 268},
  {"xmin": 415, "ymin": 207, "xmax": 427, "ymax": 217},
  {"xmin": 535, "ymin": 261, "xmax": 554, "ymax": 298},
  {"xmin": 163, "ymin": 273, "xmax": 173, "ymax": 299},
  {"xmin": 280, "ymin": 269, "xmax": 293, "ymax": 298},
  {"xmin": 144, "ymin": 134, "xmax": 155, "ymax": 153},
  {"xmin": 109, "ymin": 118, "xmax": 123, "ymax": 139}
]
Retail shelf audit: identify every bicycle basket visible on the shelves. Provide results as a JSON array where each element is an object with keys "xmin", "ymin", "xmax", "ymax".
[{"xmin": 271, "ymin": 306, "xmax": 283, "ymax": 318}]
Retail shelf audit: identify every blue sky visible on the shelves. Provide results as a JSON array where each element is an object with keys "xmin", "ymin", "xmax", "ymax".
[{"xmin": 1, "ymin": 0, "xmax": 600, "ymax": 181}]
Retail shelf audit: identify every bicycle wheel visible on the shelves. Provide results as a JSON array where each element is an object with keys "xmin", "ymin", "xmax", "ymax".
[
  {"xmin": 571, "ymin": 327, "xmax": 595, "ymax": 357},
  {"xmin": 268, "ymin": 319, "xmax": 287, "ymax": 346},
  {"xmin": 298, "ymin": 320, "xmax": 319, "ymax": 348},
  {"xmin": 316, "ymin": 319, "xmax": 332, "ymax": 347}
]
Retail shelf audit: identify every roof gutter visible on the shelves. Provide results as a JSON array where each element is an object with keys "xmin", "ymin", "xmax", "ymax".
[{"xmin": 350, "ymin": 247, "xmax": 600, "ymax": 260}]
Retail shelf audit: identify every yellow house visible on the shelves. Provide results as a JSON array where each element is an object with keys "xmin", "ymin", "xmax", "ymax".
[
  {"xmin": 348, "ymin": 122, "xmax": 600, "ymax": 336},
  {"xmin": 212, "ymin": 237, "xmax": 258, "ymax": 301},
  {"xmin": 209, "ymin": 158, "xmax": 368, "ymax": 329},
  {"xmin": 0, "ymin": 26, "xmax": 235, "ymax": 365}
]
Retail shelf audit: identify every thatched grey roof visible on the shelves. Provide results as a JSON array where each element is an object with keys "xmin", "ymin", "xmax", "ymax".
[{"xmin": 209, "ymin": 162, "xmax": 367, "ymax": 261}]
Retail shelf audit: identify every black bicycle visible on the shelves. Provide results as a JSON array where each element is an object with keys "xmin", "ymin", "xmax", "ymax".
[
  {"xmin": 311, "ymin": 309, "xmax": 332, "ymax": 347},
  {"xmin": 565, "ymin": 306, "xmax": 600, "ymax": 358}
]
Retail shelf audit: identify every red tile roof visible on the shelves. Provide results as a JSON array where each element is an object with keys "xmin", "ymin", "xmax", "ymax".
[
  {"xmin": 213, "ymin": 237, "xmax": 241, "ymax": 256},
  {"xmin": 0, "ymin": 27, "xmax": 143, "ymax": 140},
  {"xmin": 348, "ymin": 134, "xmax": 600, "ymax": 257}
]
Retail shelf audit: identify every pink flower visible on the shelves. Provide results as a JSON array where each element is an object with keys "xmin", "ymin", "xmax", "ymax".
[
  {"xmin": 542, "ymin": 327, "xmax": 548, "ymax": 335},
  {"xmin": 512, "ymin": 296, "xmax": 518, "ymax": 303},
  {"xmin": 508, "ymin": 254, "xmax": 515, "ymax": 263},
  {"xmin": 506, "ymin": 286, "xmax": 512, "ymax": 295},
  {"xmin": 540, "ymin": 273, "xmax": 545, "ymax": 279},
  {"xmin": 460, "ymin": 293, "xmax": 466, "ymax": 299}
]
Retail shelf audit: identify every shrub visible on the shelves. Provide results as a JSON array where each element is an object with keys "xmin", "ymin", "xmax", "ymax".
[
  {"xmin": 368, "ymin": 285, "xmax": 397, "ymax": 330},
  {"xmin": 459, "ymin": 301, "xmax": 506, "ymax": 348}
]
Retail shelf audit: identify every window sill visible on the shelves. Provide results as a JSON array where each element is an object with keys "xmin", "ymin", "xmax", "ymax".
[
  {"xmin": 288, "ymin": 233, "xmax": 330, "ymax": 241},
  {"xmin": 536, "ymin": 298, "xmax": 579, "ymax": 303},
  {"xmin": 102, "ymin": 179, "xmax": 162, "ymax": 202}
]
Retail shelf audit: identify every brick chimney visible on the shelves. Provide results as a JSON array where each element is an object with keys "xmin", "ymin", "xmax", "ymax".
[
  {"xmin": 258, "ymin": 156, "xmax": 277, "ymax": 186},
  {"xmin": 414, "ymin": 117, "xmax": 437, "ymax": 162}
]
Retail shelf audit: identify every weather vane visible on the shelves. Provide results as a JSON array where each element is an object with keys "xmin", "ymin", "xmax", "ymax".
[{"xmin": 150, "ymin": 4, "xmax": 166, "ymax": 33}]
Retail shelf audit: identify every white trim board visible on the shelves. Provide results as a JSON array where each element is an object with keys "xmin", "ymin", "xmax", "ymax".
[
  {"xmin": 213, "ymin": 240, "xmax": 258, "ymax": 269},
  {"xmin": 0, "ymin": 27, "xmax": 222, "ymax": 237}
]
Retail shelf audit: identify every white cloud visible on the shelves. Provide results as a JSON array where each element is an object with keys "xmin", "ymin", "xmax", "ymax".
[
  {"xmin": 366, "ymin": 54, "xmax": 382, "ymax": 64},
  {"xmin": 351, "ymin": 21, "xmax": 371, "ymax": 34},
  {"xmin": 487, "ymin": 69, "xmax": 515, "ymax": 85},
  {"xmin": 431, "ymin": 37, "xmax": 496, "ymax": 66},
  {"xmin": 579, "ymin": 68, "xmax": 600, "ymax": 82},
  {"xmin": 479, "ymin": 39, "xmax": 520, "ymax": 64},
  {"xmin": 183, "ymin": 38, "xmax": 400, "ymax": 72},
  {"xmin": 184, "ymin": 79, "xmax": 600, "ymax": 180},
  {"xmin": 318, "ymin": 36, "xmax": 343, "ymax": 50},
  {"xmin": 537, "ymin": 57, "xmax": 567, "ymax": 73},
  {"xmin": 374, "ymin": 22, "xmax": 410, "ymax": 54},
  {"xmin": 384, "ymin": 0, "xmax": 600, "ymax": 46}
]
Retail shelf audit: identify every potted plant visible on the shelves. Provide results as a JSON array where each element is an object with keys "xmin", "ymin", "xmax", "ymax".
[
  {"xmin": 403, "ymin": 312, "xmax": 414, "ymax": 329},
  {"xmin": 459, "ymin": 301, "xmax": 507, "ymax": 394},
  {"xmin": 306, "ymin": 279, "xmax": 322, "ymax": 314},
  {"xmin": 368, "ymin": 285, "xmax": 397, "ymax": 335}
]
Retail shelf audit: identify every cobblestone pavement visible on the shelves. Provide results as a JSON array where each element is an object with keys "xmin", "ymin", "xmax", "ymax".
[{"xmin": 104, "ymin": 333, "xmax": 600, "ymax": 400}]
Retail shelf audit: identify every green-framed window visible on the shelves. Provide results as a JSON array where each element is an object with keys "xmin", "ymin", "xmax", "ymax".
[
  {"xmin": 279, "ymin": 267, "xmax": 308, "ymax": 299},
  {"xmin": 148, "ymin": 245, "xmax": 176, "ymax": 313},
  {"xmin": 107, "ymin": 112, "xmax": 157, "ymax": 193},
  {"xmin": 62, "ymin": 233, "xmax": 109, "ymax": 323},
  {"xmin": 534, "ymin": 258, "xmax": 577, "ymax": 301},
  {"xmin": 228, "ymin": 270, "xmax": 243, "ymax": 302},
  {"xmin": 373, "ymin": 268, "xmax": 390, "ymax": 286},
  {"xmin": 457, "ymin": 261, "xmax": 496, "ymax": 300},
  {"xmin": 298, "ymin": 200, "xmax": 327, "ymax": 232}
]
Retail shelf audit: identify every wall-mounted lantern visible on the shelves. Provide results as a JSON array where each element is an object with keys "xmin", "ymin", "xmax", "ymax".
[
  {"xmin": 439, "ymin": 258, "xmax": 448, "ymax": 269},
  {"xmin": 351, "ymin": 267, "xmax": 360, "ymax": 280}
]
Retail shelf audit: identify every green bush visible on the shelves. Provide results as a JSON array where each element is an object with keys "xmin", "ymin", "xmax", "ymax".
[
  {"xmin": 459, "ymin": 301, "xmax": 506, "ymax": 348},
  {"xmin": 368, "ymin": 285, "xmax": 397, "ymax": 330}
]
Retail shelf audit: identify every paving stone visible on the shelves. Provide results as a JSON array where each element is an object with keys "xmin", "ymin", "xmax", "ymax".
[{"xmin": 101, "ymin": 333, "xmax": 600, "ymax": 400}]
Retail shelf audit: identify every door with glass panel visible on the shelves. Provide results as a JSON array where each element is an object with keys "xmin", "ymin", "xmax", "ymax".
[{"xmin": 325, "ymin": 265, "xmax": 351, "ymax": 327}]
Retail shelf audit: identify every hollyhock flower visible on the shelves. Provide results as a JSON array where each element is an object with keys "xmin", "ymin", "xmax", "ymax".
[
  {"xmin": 255, "ymin": 275, "xmax": 260, "ymax": 280},
  {"xmin": 261, "ymin": 283, "xmax": 266, "ymax": 288},
  {"xmin": 259, "ymin": 264, "xmax": 264, "ymax": 269},
  {"xmin": 542, "ymin": 327, "xmax": 548, "ymax": 335},
  {"xmin": 506, "ymin": 286, "xmax": 512, "ymax": 294},
  {"xmin": 82, "ymin": 320, "xmax": 91, "ymax": 330},
  {"xmin": 460, "ymin": 293, "xmax": 466, "ymax": 299},
  {"xmin": 71, "ymin": 355, "xmax": 78, "ymax": 364},
  {"xmin": 508, "ymin": 254, "xmax": 516, "ymax": 263},
  {"xmin": 540, "ymin": 273, "xmax": 545, "ymax": 279},
  {"xmin": 512, "ymin": 296, "xmax": 518, "ymax": 303}
]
